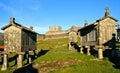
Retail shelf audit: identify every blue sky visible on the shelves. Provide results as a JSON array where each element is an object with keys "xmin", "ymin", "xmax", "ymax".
[{"xmin": 0, "ymin": 0, "xmax": 120, "ymax": 34}]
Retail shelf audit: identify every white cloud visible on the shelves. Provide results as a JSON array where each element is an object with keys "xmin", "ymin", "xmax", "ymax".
[
  {"xmin": 0, "ymin": 2, "xmax": 16, "ymax": 15},
  {"xmin": 0, "ymin": 0, "xmax": 43, "ymax": 33},
  {"xmin": 0, "ymin": 0, "xmax": 41, "ymax": 18}
]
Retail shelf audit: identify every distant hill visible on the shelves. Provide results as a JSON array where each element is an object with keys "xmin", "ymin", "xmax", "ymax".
[
  {"xmin": 0, "ymin": 32, "xmax": 3, "ymax": 40},
  {"xmin": 0, "ymin": 32, "xmax": 4, "ymax": 45}
]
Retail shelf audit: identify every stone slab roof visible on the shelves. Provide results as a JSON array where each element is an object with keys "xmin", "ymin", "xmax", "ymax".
[
  {"xmin": 78, "ymin": 22, "xmax": 97, "ymax": 31},
  {"xmin": 1, "ymin": 18, "xmax": 36, "ymax": 33}
]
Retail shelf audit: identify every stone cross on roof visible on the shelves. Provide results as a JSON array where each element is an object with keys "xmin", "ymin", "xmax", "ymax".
[
  {"xmin": 105, "ymin": 7, "xmax": 110, "ymax": 17},
  {"xmin": 105, "ymin": 7, "xmax": 109, "ymax": 12}
]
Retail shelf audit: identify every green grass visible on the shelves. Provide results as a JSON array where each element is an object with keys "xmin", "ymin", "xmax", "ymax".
[
  {"xmin": 0, "ymin": 38, "xmax": 120, "ymax": 73},
  {"xmin": 37, "ymin": 38, "xmax": 69, "ymax": 50},
  {"xmin": 35, "ymin": 38, "xmax": 120, "ymax": 73},
  {"xmin": 34, "ymin": 45, "xmax": 120, "ymax": 73},
  {"xmin": 50, "ymin": 60, "xmax": 119, "ymax": 73}
]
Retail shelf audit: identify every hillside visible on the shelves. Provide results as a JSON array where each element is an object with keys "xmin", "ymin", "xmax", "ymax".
[
  {"xmin": 0, "ymin": 38, "xmax": 120, "ymax": 73},
  {"xmin": 0, "ymin": 33, "xmax": 4, "ymax": 45}
]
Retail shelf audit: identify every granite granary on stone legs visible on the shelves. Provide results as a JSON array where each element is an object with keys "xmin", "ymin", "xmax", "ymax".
[
  {"xmin": 1, "ymin": 17, "xmax": 37, "ymax": 70},
  {"xmin": 78, "ymin": 7, "xmax": 118, "ymax": 59}
]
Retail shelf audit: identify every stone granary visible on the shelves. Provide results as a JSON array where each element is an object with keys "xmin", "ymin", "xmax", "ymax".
[
  {"xmin": 1, "ymin": 17, "xmax": 37, "ymax": 70},
  {"xmin": 78, "ymin": 7, "xmax": 118, "ymax": 59},
  {"xmin": 68, "ymin": 26, "xmax": 80, "ymax": 51}
]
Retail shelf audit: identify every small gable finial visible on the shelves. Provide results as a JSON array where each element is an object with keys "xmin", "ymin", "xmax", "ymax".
[
  {"xmin": 30, "ymin": 26, "xmax": 33, "ymax": 30},
  {"xmin": 10, "ymin": 17, "xmax": 15, "ymax": 24},
  {"xmin": 84, "ymin": 20, "xmax": 88, "ymax": 26}
]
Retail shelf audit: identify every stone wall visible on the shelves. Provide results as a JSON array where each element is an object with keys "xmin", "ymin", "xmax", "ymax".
[
  {"xmin": 45, "ymin": 31, "xmax": 69, "ymax": 39},
  {"xmin": 37, "ymin": 34, "xmax": 45, "ymax": 40}
]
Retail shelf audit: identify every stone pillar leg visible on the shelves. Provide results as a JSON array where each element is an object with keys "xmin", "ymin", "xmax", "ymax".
[
  {"xmin": 28, "ymin": 52, "xmax": 31, "ymax": 63},
  {"xmin": 80, "ymin": 47, "xmax": 83, "ymax": 54},
  {"xmin": 69, "ymin": 42, "xmax": 72, "ymax": 50},
  {"xmin": 98, "ymin": 48, "xmax": 103, "ymax": 59},
  {"xmin": 34, "ymin": 50, "xmax": 37, "ymax": 58},
  {"xmin": 17, "ymin": 54, "xmax": 23, "ymax": 68},
  {"xmin": 0, "ymin": 54, "xmax": 1, "ymax": 62},
  {"xmin": 87, "ymin": 46, "xmax": 91, "ymax": 55},
  {"xmin": 1, "ymin": 54, "xmax": 8, "ymax": 71}
]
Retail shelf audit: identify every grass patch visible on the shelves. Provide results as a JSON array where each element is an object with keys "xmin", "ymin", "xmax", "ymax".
[
  {"xmin": 50, "ymin": 61, "xmax": 119, "ymax": 73},
  {"xmin": 37, "ymin": 38, "xmax": 69, "ymax": 50}
]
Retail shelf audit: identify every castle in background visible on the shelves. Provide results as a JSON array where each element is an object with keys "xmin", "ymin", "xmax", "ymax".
[
  {"xmin": 45, "ymin": 26, "xmax": 68, "ymax": 39},
  {"xmin": 37, "ymin": 26, "xmax": 80, "ymax": 40}
]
